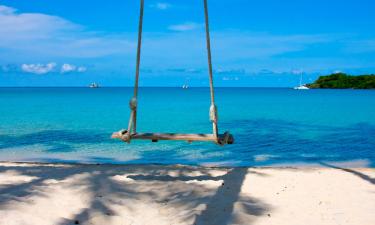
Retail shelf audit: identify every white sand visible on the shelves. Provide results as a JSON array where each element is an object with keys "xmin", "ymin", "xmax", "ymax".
[{"xmin": 0, "ymin": 162, "xmax": 374, "ymax": 225}]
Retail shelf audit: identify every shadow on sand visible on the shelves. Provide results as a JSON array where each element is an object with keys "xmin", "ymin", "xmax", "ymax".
[
  {"xmin": 320, "ymin": 162, "xmax": 375, "ymax": 185},
  {"xmin": 0, "ymin": 163, "xmax": 270, "ymax": 225}
]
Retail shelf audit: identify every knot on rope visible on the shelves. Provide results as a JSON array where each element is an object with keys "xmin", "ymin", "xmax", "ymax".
[
  {"xmin": 209, "ymin": 104, "xmax": 218, "ymax": 122},
  {"xmin": 115, "ymin": 129, "xmax": 131, "ymax": 143},
  {"xmin": 129, "ymin": 97, "xmax": 137, "ymax": 111}
]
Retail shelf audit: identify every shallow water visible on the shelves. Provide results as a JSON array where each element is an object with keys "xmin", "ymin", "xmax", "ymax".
[{"xmin": 0, "ymin": 87, "xmax": 374, "ymax": 167}]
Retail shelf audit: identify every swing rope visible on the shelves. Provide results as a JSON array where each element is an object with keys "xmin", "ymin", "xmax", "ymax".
[
  {"xmin": 113, "ymin": 0, "xmax": 233, "ymax": 145},
  {"xmin": 123, "ymin": 0, "xmax": 144, "ymax": 142},
  {"xmin": 203, "ymin": 0, "xmax": 219, "ymax": 140}
]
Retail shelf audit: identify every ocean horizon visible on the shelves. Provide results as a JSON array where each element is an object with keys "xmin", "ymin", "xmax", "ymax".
[{"xmin": 1, "ymin": 87, "xmax": 374, "ymax": 167}]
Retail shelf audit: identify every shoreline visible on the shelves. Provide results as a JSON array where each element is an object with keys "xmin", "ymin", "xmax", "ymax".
[
  {"xmin": 0, "ymin": 159, "xmax": 373, "ymax": 169},
  {"xmin": 1, "ymin": 162, "xmax": 374, "ymax": 225}
]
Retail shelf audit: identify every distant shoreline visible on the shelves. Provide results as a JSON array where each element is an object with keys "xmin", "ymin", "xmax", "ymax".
[
  {"xmin": 307, "ymin": 73, "xmax": 375, "ymax": 89},
  {"xmin": 1, "ymin": 86, "xmax": 375, "ymax": 89}
]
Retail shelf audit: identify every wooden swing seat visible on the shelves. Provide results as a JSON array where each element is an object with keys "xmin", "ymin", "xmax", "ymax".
[{"xmin": 112, "ymin": 130, "xmax": 234, "ymax": 145}]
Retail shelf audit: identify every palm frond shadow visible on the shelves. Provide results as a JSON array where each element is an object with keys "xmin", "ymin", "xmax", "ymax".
[
  {"xmin": 320, "ymin": 162, "xmax": 375, "ymax": 185},
  {"xmin": 0, "ymin": 163, "xmax": 270, "ymax": 225}
]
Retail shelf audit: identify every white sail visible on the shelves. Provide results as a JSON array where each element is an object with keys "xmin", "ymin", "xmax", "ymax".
[{"xmin": 294, "ymin": 74, "xmax": 309, "ymax": 90}]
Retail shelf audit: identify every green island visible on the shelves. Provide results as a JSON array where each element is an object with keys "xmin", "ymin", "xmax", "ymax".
[{"xmin": 307, "ymin": 73, "xmax": 375, "ymax": 89}]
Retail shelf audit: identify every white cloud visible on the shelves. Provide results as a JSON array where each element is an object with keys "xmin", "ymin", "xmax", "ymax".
[
  {"xmin": 168, "ymin": 22, "xmax": 203, "ymax": 31},
  {"xmin": 61, "ymin": 64, "xmax": 87, "ymax": 73},
  {"xmin": 2, "ymin": 4, "xmax": 368, "ymax": 73},
  {"xmin": 0, "ymin": 5, "xmax": 16, "ymax": 14},
  {"xmin": 222, "ymin": 76, "xmax": 240, "ymax": 81},
  {"xmin": 61, "ymin": 64, "xmax": 76, "ymax": 73},
  {"xmin": 77, "ymin": 66, "xmax": 87, "ymax": 72},
  {"xmin": 0, "ymin": 5, "xmax": 78, "ymax": 41},
  {"xmin": 291, "ymin": 69, "xmax": 304, "ymax": 75},
  {"xmin": 21, "ymin": 63, "xmax": 56, "ymax": 74},
  {"xmin": 215, "ymin": 68, "xmax": 246, "ymax": 75},
  {"xmin": 130, "ymin": 31, "xmax": 336, "ymax": 70},
  {"xmin": 150, "ymin": 3, "xmax": 171, "ymax": 10},
  {"xmin": 0, "ymin": 5, "xmax": 134, "ymax": 59}
]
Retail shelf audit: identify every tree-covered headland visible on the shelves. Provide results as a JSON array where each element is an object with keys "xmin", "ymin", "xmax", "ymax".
[{"xmin": 307, "ymin": 73, "xmax": 375, "ymax": 89}]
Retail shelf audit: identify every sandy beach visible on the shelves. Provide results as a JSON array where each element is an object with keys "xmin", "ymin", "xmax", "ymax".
[{"xmin": 0, "ymin": 162, "xmax": 374, "ymax": 225}]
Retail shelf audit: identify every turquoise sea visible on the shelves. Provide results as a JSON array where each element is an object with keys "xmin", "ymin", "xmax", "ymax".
[{"xmin": 0, "ymin": 87, "xmax": 374, "ymax": 167}]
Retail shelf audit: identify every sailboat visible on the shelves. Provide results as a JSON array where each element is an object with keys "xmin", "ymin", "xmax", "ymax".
[
  {"xmin": 182, "ymin": 78, "xmax": 190, "ymax": 89},
  {"xmin": 89, "ymin": 82, "xmax": 99, "ymax": 88},
  {"xmin": 294, "ymin": 74, "xmax": 309, "ymax": 90}
]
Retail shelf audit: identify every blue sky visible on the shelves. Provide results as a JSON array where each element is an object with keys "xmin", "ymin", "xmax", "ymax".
[{"xmin": 0, "ymin": 0, "xmax": 374, "ymax": 87}]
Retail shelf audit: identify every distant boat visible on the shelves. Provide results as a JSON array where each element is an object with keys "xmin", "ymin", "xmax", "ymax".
[
  {"xmin": 89, "ymin": 83, "xmax": 99, "ymax": 88},
  {"xmin": 182, "ymin": 77, "xmax": 190, "ymax": 89},
  {"xmin": 294, "ymin": 74, "xmax": 309, "ymax": 90},
  {"xmin": 294, "ymin": 85, "xmax": 309, "ymax": 90}
]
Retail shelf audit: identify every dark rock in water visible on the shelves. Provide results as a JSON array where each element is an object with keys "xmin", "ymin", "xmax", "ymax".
[{"xmin": 74, "ymin": 220, "xmax": 80, "ymax": 224}]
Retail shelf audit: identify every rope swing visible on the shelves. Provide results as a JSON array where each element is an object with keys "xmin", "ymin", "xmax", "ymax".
[{"xmin": 112, "ymin": 0, "xmax": 234, "ymax": 145}]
